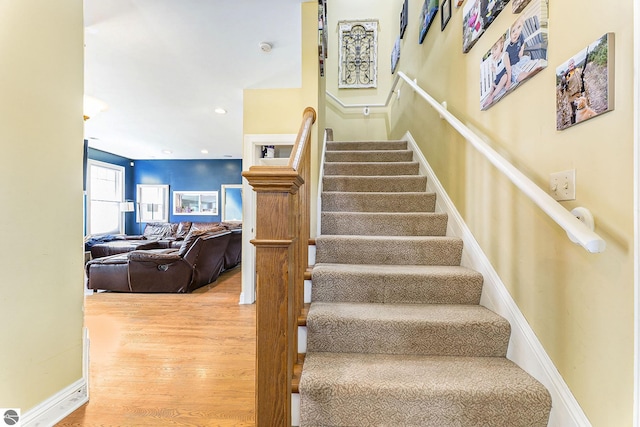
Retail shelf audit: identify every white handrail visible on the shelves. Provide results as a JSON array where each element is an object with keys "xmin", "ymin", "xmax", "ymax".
[
  {"xmin": 326, "ymin": 73, "xmax": 403, "ymax": 110},
  {"xmin": 326, "ymin": 71, "xmax": 606, "ymax": 253}
]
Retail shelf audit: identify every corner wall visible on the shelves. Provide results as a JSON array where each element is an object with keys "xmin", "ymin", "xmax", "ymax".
[
  {"xmin": 324, "ymin": 1, "xmax": 396, "ymax": 140},
  {"xmin": 243, "ymin": 1, "xmax": 321, "ymax": 235},
  {"xmin": 0, "ymin": 0, "xmax": 85, "ymax": 413},
  {"xmin": 327, "ymin": 0, "xmax": 635, "ymax": 425}
]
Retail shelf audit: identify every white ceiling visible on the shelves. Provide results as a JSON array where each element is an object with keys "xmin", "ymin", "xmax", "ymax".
[{"xmin": 84, "ymin": 0, "xmax": 303, "ymax": 160}]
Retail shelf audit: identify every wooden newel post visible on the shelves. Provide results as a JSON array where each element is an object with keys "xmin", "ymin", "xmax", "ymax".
[{"xmin": 242, "ymin": 108, "xmax": 316, "ymax": 427}]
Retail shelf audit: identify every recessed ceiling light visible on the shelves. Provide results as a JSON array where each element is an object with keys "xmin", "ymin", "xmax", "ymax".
[
  {"xmin": 162, "ymin": 150, "xmax": 172, "ymax": 154},
  {"xmin": 201, "ymin": 149, "xmax": 209, "ymax": 154},
  {"xmin": 214, "ymin": 108, "xmax": 227, "ymax": 114}
]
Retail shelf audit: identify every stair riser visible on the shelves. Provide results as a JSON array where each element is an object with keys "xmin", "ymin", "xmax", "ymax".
[
  {"xmin": 321, "ymin": 192, "xmax": 436, "ymax": 213},
  {"xmin": 327, "ymin": 141, "xmax": 408, "ymax": 151},
  {"xmin": 325, "ymin": 150, "xmax": 413, "ymax": 163},
  {"xmin": 324, "ymin": 162, "xmax": 420, "ymax": 176},
  {"xmin": 302, "ymin": 392, "xmax": 550, "ymax": 427},
  {"xmin": 311, "ymin": 270, "xmax": 483, "ymax": 305},
  {"xmin": 315, "ymin": 237, "xmax": 463, "ymax": 266},
  {"xmin": 323, "ymin": 176, "xmax": 427, "ymax": 193},
  {"xmin": 321, "ymin": 212, "xmax": 447, "ymax": 236}
]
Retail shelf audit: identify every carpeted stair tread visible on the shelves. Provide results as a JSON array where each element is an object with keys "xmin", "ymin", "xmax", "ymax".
[
  {"xmin": 327, "ymin": 140, "xmax": 408, "ymax": 151},
  {"xmin": 311, "ymin": 264, "xmax": 483, "ymax": 304},
  {"xmin": 325, "ymin": 149, "xmax": 413, "ymax": 163},
  {"xmin": 323, "ymin": 175, "xmax": 427, "ymax": 192},
  {"xmin": 306, "ymin": 302, "xmax": 510, "ymax": 357},
  {"xmin": 324, "ymin": 161, "xmax": 420, "ymax": 176},
  {"xmin": 321, "ymin": 191, "xmax": 436, "ymax": 213},
  {"xmin": 300, "ymin": 137, "xmax": 552, "ymax": 426},
  {"xmin": 299, "ymin": 352, "xmax": 552, "ymax": 427},
  {"xmin": 321, "ymin": 211, "xmax": 448, "ymax": 236},
  {"xmin": 315, "ymin": 235, "xmax": 463, "ymax": 266}
]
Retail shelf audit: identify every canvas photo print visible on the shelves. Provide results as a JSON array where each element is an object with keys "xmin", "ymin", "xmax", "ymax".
[
  {"xmin": 556, "ymin": 33, "xmax": 615, "ymax": 130},
  {"xmin": 462, "ymin": 0, "xmax": 511, "ymax": 53},
  {"xmin": 512, "ymin": 0, "xmax": 532, "ymax": 13},
  {"xmin": 419, "ymin": 0, "xmax": 439, "ymax": 44},
  {"xmin": 400, "ymin": 0, "xmax": 408, "ymax": 39},
  {"xmin": 391, "ymin": 37, "xmax": 401, "ymax": 74},
  {"xmin": 479, "ymin": 0, "xmax": 548, "ymax": 110}
]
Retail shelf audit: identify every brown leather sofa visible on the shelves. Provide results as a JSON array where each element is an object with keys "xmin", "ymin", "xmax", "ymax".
[
  {"xmin": 88, "ymin": 221, "xmax": 239, "ymax": 259},
  {"xmin": 86, "ymin": 229, "xmax": 233, "ymax": 293}
]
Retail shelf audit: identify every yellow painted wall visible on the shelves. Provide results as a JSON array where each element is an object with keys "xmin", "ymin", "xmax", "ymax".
[
  {"xmin": 328, "ymin": 0, "xmax": 635, "ymax": 425},
  {"xmin": 0, "ymin": 0, "xmax": 85, "ymax": 412},
  {"xmin": 244, "ymin": 1, "xmax": 321, "ymax": 235},
  {"xmin": 324, "ymin": 1, "xmax": 395, "ymax": 140}
]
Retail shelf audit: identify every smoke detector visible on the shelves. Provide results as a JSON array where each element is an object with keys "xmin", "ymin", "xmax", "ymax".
[{"xmin": 259, "ymin": 42, "xmax": 272, "ymax": 53}]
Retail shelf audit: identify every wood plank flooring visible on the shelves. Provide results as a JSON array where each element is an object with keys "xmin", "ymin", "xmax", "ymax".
[{"xmin": 58, "ymin": 267, "xmax": 256, "ymax": 426}]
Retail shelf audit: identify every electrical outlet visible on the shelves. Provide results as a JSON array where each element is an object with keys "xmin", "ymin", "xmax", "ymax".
[{"xmin": 549, "ymin": 169, "xmax": 576, "ymax": 201}]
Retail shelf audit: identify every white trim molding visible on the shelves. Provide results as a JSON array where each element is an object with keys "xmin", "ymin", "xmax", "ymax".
[
  {"xmin": 633, "ymin": 0, "xmax": 640, "ymax": 425},
  {"xmin": 241, "ymin": 133, "xmax": 297, "ymax": 305},
  {"xmin": 405, "ymin": 131, "xmax": 591, "ymax": 427},
  {"xmin": 22, "ymin": 328, "xmax": 89, "ymax": 427}
]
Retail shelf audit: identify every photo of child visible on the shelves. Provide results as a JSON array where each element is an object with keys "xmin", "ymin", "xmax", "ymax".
[
  {"xmin": 479, "ymin": 0, "xmax": 548, "ymax": 110},
  {"xmin": 505, "ymin": 16, "xmax": 539, "ymax": 85},
  {"xmin": 462, "ymin": 0, "xmax": 510, "ymax": 53},
  {"xmin": 482, "ymin": 34, "xmax": 510, "ymax": 108}
]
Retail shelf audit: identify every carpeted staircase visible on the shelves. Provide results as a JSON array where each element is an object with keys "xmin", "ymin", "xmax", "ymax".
[{"xmin": 298, "ymin": 139, "xmax": 552, "ymax": 426}]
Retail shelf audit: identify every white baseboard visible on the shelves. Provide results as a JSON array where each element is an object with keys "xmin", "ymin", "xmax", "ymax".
[
  {"xmin": 292, "ymin": 393, "xmax": 301, "ymax": 426},
  {"xmin": 22, "ymin": 328, "xmax": 90, "ymax": 427},
  {"xmin": 404, "ymin": 131, "xmax": 591, "ymax": 427}
]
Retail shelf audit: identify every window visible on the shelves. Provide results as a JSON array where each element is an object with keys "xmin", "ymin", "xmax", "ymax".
[
  {"xmin": 137, "ymin": 184, "xmax": 169, "ymax": 223},
  {"xmin": 87, "ymin": 160, "xmax": 125, "ymax": 235},
  {"xmin": 221, "ymin": 185, "xmax": 242, "ymax": 221},
  {"xmin": 173, "ymin": 191, "xmax": 218, "ymax": 215}
]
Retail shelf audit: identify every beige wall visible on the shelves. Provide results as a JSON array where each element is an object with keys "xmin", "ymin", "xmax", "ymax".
[
  {"xmin": 0, "ymin": 0, "xmax": 85, "ymax": 412},
  {"xmin": 327, "ymin": 0, "xmax": 635, "ymax": 425},
  {"xmin": 324, "ymin": 2, "xmax": 395, "ymax": 140},
  {"xmin": 244, "ymin": 1, "xmax": 321, "ymax": 235}
]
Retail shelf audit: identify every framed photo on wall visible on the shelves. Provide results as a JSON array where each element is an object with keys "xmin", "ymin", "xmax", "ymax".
[
  {"xmin": 555, "ymin": 33, "xmax": 615, "ymax": 130},
  {"xmin": 419, "ymin": 0, "xmax": 439, "ymax": 44},
  {"xmin": 512, "ymin": 0, "xmax": 533, "ymax": 13},
  {"xmin": 400, "ymin": 0, "xmax": 408, "ymax": 39},
  {"xmin": 479, "ymin": 0, "xmax": 549, "ymax": 110},
  {"xmin": 391, "ymin": 37, "xmax": 401, "ymax": 73},
  {"xmin": 463, "ymin": 0, "xmax": 511, "ymax": 53},
  {"xmin": 441, "ymin": 0, "xmax": 452, "ymax": 30}
]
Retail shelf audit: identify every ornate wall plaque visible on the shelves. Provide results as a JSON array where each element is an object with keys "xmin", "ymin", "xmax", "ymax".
[{"xmin": 338, "ymin": 20, "xmax": 378, "ymax": 88}]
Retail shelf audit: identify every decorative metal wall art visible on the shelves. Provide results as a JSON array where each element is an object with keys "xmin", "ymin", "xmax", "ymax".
[{"xmin": 338, "ymin": 20, "xmax": 378, "ymax": 88}]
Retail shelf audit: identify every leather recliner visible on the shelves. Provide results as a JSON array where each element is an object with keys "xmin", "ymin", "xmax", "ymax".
[{"xmin": 86, "ymin": 230, "xmax": 232, "ymax": 293}]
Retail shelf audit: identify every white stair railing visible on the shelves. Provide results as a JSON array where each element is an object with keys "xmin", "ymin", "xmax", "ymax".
[{"xmin": 326, "ymin": 71, "xmax": 606, "ymax": 253}]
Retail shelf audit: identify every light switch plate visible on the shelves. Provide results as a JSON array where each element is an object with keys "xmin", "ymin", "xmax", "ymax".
[{"xmin": 550, "ymin": 169, "xmax": 576, "ymax": 201}]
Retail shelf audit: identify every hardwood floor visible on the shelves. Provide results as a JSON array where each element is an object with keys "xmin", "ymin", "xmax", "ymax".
[{"xmin": 58, "ymin": 267, "xmax": 256, "ymax": 426}]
